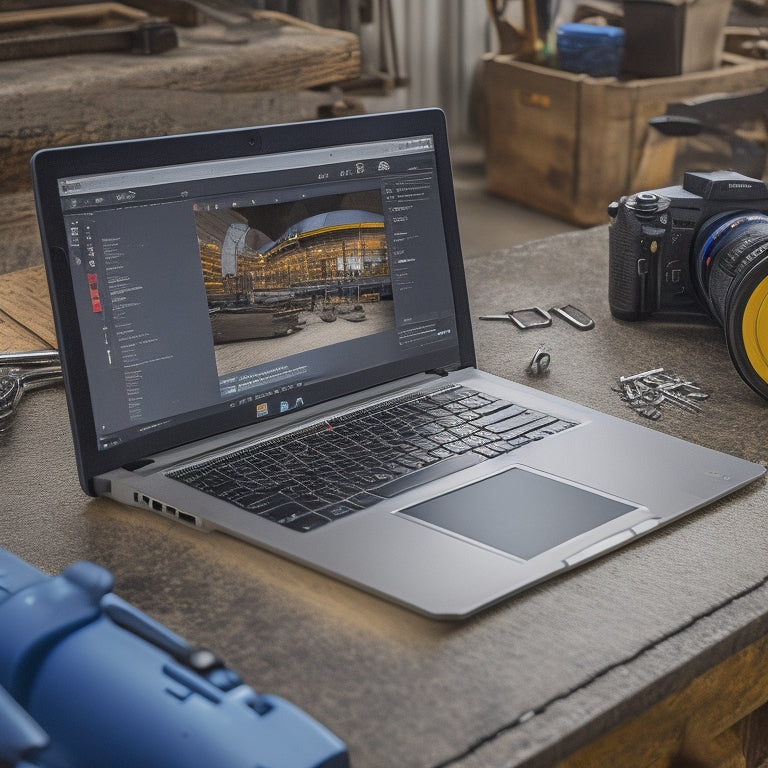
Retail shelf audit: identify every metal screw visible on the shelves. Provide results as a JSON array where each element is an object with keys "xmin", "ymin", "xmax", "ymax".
[
  {"xmin": 615, "ymin": 368, "xmax": 709, "ymax": 420},
  {"xmin": 618, "ymin": 368, "xmax": 664, "ymax": 384}
]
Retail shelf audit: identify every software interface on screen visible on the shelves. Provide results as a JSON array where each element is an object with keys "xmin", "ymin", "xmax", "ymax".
[{"xmin": 56, "ymin": 136, "xmax": 460, "ymax": 450}]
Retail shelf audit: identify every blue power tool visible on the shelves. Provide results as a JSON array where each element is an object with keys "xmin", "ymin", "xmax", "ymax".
[{"xmin": 0, "ymin": 547, "xmax": 348, "ymax": 768}]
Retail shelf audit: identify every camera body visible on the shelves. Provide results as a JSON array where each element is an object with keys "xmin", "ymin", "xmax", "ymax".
[
  {"xmin": 608, "ymin": 170, "xmax": 768, "ymax": 400},
  {"xmin": 0, "ymin": 547, "xmax": 348, "ymax": 768},
  {"xmin": 608, "ymin": 170, "xmax": 768, "ymax": 320}
]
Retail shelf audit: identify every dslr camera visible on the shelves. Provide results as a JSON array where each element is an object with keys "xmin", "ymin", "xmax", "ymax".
[{"xmin": 608, "ymin": 170, "xmax": 768, "ymax": 400}]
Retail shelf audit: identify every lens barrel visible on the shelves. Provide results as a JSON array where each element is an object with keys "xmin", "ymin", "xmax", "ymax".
[{"xmin": 695, "ymin": 212, "xmax": 768, "ymax": 399}]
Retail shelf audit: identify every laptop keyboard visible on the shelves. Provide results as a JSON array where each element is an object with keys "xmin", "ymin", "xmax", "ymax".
[{"xmin": 167, "ymin": 385, "xmax": 577, "ymax": 532}]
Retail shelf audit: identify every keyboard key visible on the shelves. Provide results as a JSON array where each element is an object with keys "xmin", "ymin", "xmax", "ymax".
[
  {"xmin": 372, "ymin": 451, "xmax": 485, "ymax": 498},
  {"xmin": 497, "ymin": 415, "xmax": 559, "ymax": 440},
  {"xmin": 484, "ymin": 409, "xmax": 547, "ymax": 434},
  {"xmin": 283, "ymin": 513, "xmax": 330, "ymax": 532},
  {"xmin": 474, "ymin": 404, "xmax": 526, "ymax": 427},
  {"xmin": 260, "ymin": 500, "xmax": 312, "ymax": 522}
]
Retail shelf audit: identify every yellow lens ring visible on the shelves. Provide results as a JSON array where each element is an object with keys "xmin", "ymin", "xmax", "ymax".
[{"xmin": 741, "ymin": 273, "xmax": 768, "ymax": 384}]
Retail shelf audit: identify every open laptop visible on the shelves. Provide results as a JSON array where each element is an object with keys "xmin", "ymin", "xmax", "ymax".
[{"xmin": 32, "ymin": 108, "xmax": 764, "ymax": 619}]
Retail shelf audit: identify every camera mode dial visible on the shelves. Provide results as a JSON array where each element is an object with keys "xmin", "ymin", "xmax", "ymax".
[{"xmin": 628, "ymin": 192, "xmax": 670, "ymax": 219}]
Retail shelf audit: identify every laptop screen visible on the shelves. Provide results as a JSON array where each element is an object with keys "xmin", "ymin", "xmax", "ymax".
[{"xmin": 52, "ymin": 131, "xmax": 463, "ymax": 453}]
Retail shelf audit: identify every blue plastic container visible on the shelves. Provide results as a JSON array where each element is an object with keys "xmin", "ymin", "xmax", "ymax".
[{"xmin": 557, "ymin": 23, "xmax": 625, "ymax": 78}]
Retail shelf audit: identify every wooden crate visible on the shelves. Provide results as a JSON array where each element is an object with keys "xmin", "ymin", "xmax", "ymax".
[{"xmin": 481, "ymin": 53, "xmax": 768, "ymax": 226}]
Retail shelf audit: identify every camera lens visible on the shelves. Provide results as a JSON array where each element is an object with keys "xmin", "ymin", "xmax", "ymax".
[{"xmin": 694, "ymin": 212, "xmax": 768, "ymax": 399}]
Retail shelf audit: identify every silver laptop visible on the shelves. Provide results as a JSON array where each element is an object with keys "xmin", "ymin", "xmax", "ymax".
[{"xmin": 32, "ymin": 109, "xmax": 764, "ymax": 619}]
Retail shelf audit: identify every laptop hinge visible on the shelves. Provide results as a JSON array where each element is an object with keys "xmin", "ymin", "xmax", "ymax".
[
  {"xmin": 123, "ymin": 459, "xmax": 154, "ymax": 471},
  {"xmin": 426, "ymin": 363, "xmax": 460, "ymax": 377},
  {"xmin": 93, "ymin": 477, "xmax": 112, "ymax": 495}
]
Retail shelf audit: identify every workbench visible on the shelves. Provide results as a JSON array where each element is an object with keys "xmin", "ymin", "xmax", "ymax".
[{"xmin": 2, "ymin": 227, "xmax": 768, "ymax": 766}]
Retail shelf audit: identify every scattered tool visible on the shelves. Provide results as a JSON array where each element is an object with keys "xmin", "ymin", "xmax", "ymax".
[
  {"xmin": 479, "ymin": 304, "xmax": 594, "ymax": 330},
  {"xmin": 527, "ymin": 346, "xmax": 551, "ymax": 376},
  {"xmin": 0, "ymin": 351, "xmax": 63, "ymax": 432},
  {"xmin": 479, "ymin": 307, "xmax": 552, "ymax": 329},
  {"xmin": 549, "ymin": 304, "xmax": 595, "ymax": 330},
  {"xmin": 614, "ymin": 368, "xmax": 709, "ymax": 420},
  {"xmin": 0, "ymin": 3, "xmax": 179, "ymax": 61}
]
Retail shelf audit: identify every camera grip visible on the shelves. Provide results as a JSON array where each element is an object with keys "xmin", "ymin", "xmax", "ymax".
[{"xmin": 608, "ymin": 208, "xmax": 652, "ymax": 320}]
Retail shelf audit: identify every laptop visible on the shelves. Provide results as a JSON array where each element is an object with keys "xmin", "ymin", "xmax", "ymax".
[{"xmin": 32, "ymin": 108, "xmax": 764, "ymax": 619}]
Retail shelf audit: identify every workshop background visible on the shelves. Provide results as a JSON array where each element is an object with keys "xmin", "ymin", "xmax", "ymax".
[{"xmin": 1, "ymin": 0, "xmax": 768, "ymax": 271}]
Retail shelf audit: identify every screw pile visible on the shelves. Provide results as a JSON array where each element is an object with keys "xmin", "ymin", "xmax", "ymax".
[{"xmin": 614, "ymin": 368, "xmax": 710, "ymax": 420}]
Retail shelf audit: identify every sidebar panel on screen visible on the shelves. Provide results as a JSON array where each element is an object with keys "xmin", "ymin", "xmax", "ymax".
[{"xmin": 64, "ymin": 202, "xmax": 220, "ymax": 448}]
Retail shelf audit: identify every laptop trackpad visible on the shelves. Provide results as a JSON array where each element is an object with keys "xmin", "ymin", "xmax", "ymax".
[{"xmin": 398, "ymin": 466, "xmax": 639, "ymax": 560}]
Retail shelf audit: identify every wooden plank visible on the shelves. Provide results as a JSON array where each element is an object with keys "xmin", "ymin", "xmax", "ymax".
[
  {"xmin": 0, "ymin": 13, "xmax": 360, "ymax": 97},
  {"xmin": 0, "ymin": 4, "xmax": 177, "ymax": 62},
  {"xmin": 557, "ymin": 632, "xmax": 768, "ymax": 767},
  {"xmin": 0, "ymin": 308, "xmax": 52, "ymax": 352},
  {"xmin": 0, "ymin": 21, "xmax": 177, "ymax": 61},
  {"xmin": 0, "ymin": 3, "xmax": 147, "ymax": 30},
  {"xmin": 0, "ymin": 265, "xmax": 57, "ymax": 349},
  {"xmin": 0, "ymin": 0, "xmax": 202, "ymax": 27}
]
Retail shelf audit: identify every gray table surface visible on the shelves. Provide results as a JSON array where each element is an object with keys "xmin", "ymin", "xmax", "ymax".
[{"xmin": 2, "ymin": 227, "xmax": 767, "ymax": 767}]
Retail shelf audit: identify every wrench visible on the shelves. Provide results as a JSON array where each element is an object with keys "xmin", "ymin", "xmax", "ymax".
[
  {"xmin": 0, "ymin": 364, "xmax": 64, "ymax": 432},
  {"xmin": 0, "ymin": 349, "xmax": 60, "ymax": 368}
]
